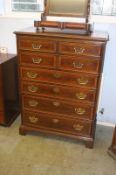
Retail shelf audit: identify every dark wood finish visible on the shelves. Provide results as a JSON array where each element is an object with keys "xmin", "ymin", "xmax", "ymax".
[
  {"xmin": 0, "ymin": 53, "xmax": 20, "ymax": 126},
  {"xmin": 15, "ymin": 27, "xmax": 108, "ymax": 148}
]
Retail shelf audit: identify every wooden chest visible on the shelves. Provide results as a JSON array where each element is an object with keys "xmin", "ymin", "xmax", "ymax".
[
  {"xmin": 0, "ymin": 54, "xmax": 20, "ymax": 126},
  {"xmin": 15, "ymin": 27, "xmax": 108, "ymax": 148}
]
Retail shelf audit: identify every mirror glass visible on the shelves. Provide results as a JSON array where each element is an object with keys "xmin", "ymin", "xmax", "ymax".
[{"xmin": 46, "ymin": 0, "xmax": 89, "ymax": 17}]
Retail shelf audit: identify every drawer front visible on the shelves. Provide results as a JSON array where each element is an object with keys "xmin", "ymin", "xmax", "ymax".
[
  {"xmin": 18, "ymin": 37, "xmax": 56, "ymax": 53},
  {"xmin": 19, "ymin": 51, "xmax": 56, "ymax": 68},
  {"xmin": 20, "ymin": 67, "xmax": 98, "ymax": 89},
  {"xmin": 59, "ymin": 55, "xmax": 101, "ymax": 74},
  {"xmin": 22, "ymin": 95, "xmax": 94, "ymax": 120},
  {"xmin": 21, "ymin": 81, "xmax": 96, "ymax": 103},
  {"xmin": 0, "ymin": 112, "xmax": 5, "ymax": 124},
  {"xmin": 59, "ymin": 41, "xmax": 102, "ymax": 56},
  {"xmin": 23, "ymin": 111, "xmax": 92, "ymax": 136}
]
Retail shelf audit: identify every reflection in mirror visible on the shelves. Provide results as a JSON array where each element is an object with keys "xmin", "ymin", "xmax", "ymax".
[{"xmin": 47, "ymin": 0, "xmax": 89, "ymax": 17}]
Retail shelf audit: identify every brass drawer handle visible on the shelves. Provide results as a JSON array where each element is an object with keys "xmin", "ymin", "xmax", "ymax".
[
  {"xmin": 73, "ymin": 124, "xmax": 84, "ymax": 131},
  {"xmin": 32, "ymin": 58, "xmax": 42, "ymax": 64},
  {"xmin": 32, "ymin": 44, "xmax": 42, "ymax": 50},
  {"xmin": 29, "ymin": 116, "xmax": 39, "ymax": 123},
  {"xmin": 53, "ymin": 73, "xmax": 61, "ymax": 79},
  {"xmin": 26, "ymin": 72, "xmax": 38, "ymax": 79},
  {"xmin": 28, "ymin": 100, "xmax": 38, "ymax": 107},
  {"xmin": 76, "ymin": 93, "xmax": 87, "ymax": 100},
  {"xmin": 52, "ymin": 119, "xmax": 59, "ymax": 124},
  {"xmin": 53, "ymin": 87, "xmax": 60, "ymax": 93},
  {"xmin": 28, "ymin": 85, "xmax": 38, "ymax": 93},
  {"xmin": 53, "ymin": 101, "xmax": 60, "ymax": 107},
  {"xmin": 73, "ymin": 61, "xmax": 84, "ymax": 69},
  {"xmin": 77, "ymin": 77, "xmax": 89, "ymax": 85},
  {"xmin": 75, "ymin": 108, "xmax": 86, "ymax": 115},
  {"xmin": 74, "ymin": 47, "xmax": 85, "ymax": 55}
]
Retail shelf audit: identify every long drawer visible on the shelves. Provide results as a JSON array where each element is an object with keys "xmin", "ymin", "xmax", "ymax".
[
  {"xmin": 21, "ymin": 81, "xmax": 96, "ymax": 103},
  {"xmin": 19, "ymin": 51, "xmax": 56, "ymax": 68},
  {"xmin": 20, "ymin": 67, "xmax": 99, "ymax": 89},
  {"xmin": 22, "ymin": 110, "xmax": 92, "ymax": 137},
  {"xmin": 59, "ymin": 55, "xmax": 101, "ymax": 74},
  {"xmin": 22, "ymin": 95, "xmax": 95, "ymax": 120}
]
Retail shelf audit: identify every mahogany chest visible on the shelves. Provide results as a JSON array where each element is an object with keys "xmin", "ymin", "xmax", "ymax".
[{"xmin": 15, "ymin": 27, "xmax": 108, "ymax": 148}]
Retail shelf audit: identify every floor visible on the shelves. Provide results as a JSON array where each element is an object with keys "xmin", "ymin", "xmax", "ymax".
[{"xmin": 0, "ymin": 116, "xmax": 116, "ymax": 175}]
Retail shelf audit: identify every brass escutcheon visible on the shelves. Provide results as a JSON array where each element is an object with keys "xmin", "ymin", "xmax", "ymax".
[
  {"xmin": 29, "ymin": 116, "xmax": 39, "ymax": 123},
  {"xmin": 53, "ymin": 101, "xmax": 60, "ymax": 107},
  {"xmin": 28, "ymin": 85, "xmax": 38, "ymax": 93},
  {"xmin": 76, "ymin": 92, "xmax": 87, "ymax": 100},
  {"xmin": 77, "ymin": 77, "xmax": 89, "ymax": 85},
  {"xmin": 73, "ymin": 124, "xmax": 84, "ymax": 131},
  {"xmin": 75, "ymin": 108, "xmax": 86, "ymax": 115},
  {"xmin": 73, "ymin": 61, "xmax": 84, "ymax": 69},
  {"xmin": 32, "ymin": 44, "xmax": 42, "ymax": 50},
  {"xmin": 53, "ymin": 87, "xmax": 60, "ymax": 93},
  {"xmin": 53, "ymin": 72, "xmax": 61, "ymax": 79},
  {"xmin": 74, "ymin": 47, "xmax": 85, "ymax": 55},
  {"xmin": 32, "ymin": 57, "xmax": 42, "ymax": 64},
  {"xmin": 26, "ymin": 72, "xmax": 38, "ymax": 79},
  {"xmin": 28, "ymin": 100, "xmax": 38, "ymax": 107}
]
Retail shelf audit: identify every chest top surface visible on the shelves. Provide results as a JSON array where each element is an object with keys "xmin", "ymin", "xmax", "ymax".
[{"xmin": 15, "ymin": 27, "xmax": 109, "ymax": 42}]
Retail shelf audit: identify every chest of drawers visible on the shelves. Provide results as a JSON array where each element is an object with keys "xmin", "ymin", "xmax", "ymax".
[{"xmin": 15, "ymin": 27, "xmax": 108, "ymax": 148}]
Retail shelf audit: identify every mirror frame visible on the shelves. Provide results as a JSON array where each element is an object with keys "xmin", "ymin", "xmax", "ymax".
[{"xmin": 43, "ymin": 0, "xmax": 90, "ymax": 20}]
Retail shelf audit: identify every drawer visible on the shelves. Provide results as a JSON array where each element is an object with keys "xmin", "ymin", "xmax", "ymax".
[
  {"xmin": 59, "ymin": 41, "xmax": 102, "ymax": 56},
  {"xmin": 18, "ymin": 37, "xmax": 56, "ymax": 53},
  {"xmin": 59, "ymin": 55, "xmax": 101, "ymax": 74},
  {"xmin": 0, "ymin": 112, "xmax": 5, "ymax": 124},
  {"xmin": 20, "ymin": 67, "xmax": 98, "ymax": 89},
  {"xmin": 21, "ymin": 81, "xmax": 96, "ymax": 103},
  {"xmin": 19, "ymin": 51, "xmax": 56, "ymax": 68},
  {"xmin": 22, "ymin": 95, "xmax": 95, "ymax": 120},
  {"xmin": 23, "ymin": 110, "xmax": 92, "ymax": 137}
]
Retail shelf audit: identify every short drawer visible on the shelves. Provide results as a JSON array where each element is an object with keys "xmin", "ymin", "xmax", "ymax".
[
  {"xmin": 22, "ymin": 95, "xmax": 95, "ymax": 120},
  {"xmin": 21, "ymin": 81, "xmax": 96, "ymax": 103},
  {"xmin": 20, "ymin": 67, "xmax": 98, "ymax": 89},
  {"xmin": 59, "ymin": 41, "xmax": 102, "ymax": 56},
  {"xmin": 23, "ymin": 111, "xmax": 92, "ymax": 137},
  {"xmin": 59, "ymin": 55, "xmax": 101, "ymax": 74},
  {"xmin": 19, "ymin": 51, "xmax": 56, "ymax": 68},
  {"xmin": 18, "ymin": 37, "xmax": 56, "ymax": 53}
]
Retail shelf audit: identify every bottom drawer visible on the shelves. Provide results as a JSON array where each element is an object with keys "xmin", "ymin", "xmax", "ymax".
[
  {"xmin": 0, "ymin": 112, "xmax": 5, "ymax": 124},
  {"xmin": 22, "ymin": 111, "xmax": 92, "ymax": 137}
]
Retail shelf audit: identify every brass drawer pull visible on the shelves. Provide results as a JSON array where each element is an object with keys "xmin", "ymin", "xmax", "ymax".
[
  {"xmin": 75, "ymin": 108, "xmax": 86, "ymax": 115},
  {"xmin": 73, "ymin": 124, "xmax": 84, "ymax": 131},
  {"xmin": 53, "ymin": 87, "xmax": 60, "ymax": 93},
  {"xmin": 29, "ymin": 116, "xmax": 39, "ymax": 123},
  {"xmin": 28, "ymin": 100, "xmax": 38, "ymax": 107},
  {"xmin": 73, "ymin": 61, "xmax": 84, "ymax": 69},
  {"xmin": 32, "ymin": 58, "xmax": 42, "ymax": 64},
  {"xmin": 77, "ymin": 77, "xmax": 89, "ymax": 85},
  {"xmin": 76, "ymin": 93, "xmax": 87, "ymax": 100},
  {"xmin": 53, "ymin": 73, "xmax": 61, "ymax": 79},
  {"xmin": 28, "ymin": 85, "xmax": 38, "ymax": 93},
  {"xmin": 74, "ymin": 47, "xmax": 85, "ymax": 55},
  {"xmin": 53, "ymin": 101, "xmax": 60, "ymax": 107},
  {"xmin": 26, "ymin": 72, "xmax": 38, "ymax": 79},
  {"xmin": 32, "ymin": 44, "xmax": 42, "ymax": 50},
  {"xmin": 52, "ymin": 119, "xmax": 59, "ymax": 124}
]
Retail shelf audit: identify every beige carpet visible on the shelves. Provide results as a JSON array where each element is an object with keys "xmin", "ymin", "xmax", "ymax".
[{"xmin": 0, "ymin": 116, "xmax": 116, "ymax": 175}]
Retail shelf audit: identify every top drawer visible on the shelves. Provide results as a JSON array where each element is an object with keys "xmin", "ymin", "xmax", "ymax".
[
  {"xmin": 18, "ymin": 37, "xmax": 56, "ymax": 53},
  {"xmin": 59, "ymin": 41, "xmax": 102, "ymax": 57}
]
